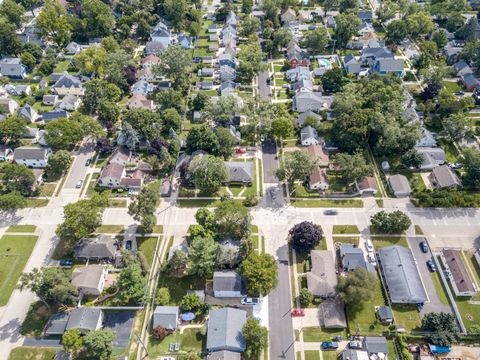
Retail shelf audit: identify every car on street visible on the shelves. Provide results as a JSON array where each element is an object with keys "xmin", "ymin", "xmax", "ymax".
[
  {"xmin": 291, "ymin": 308, "xmax": 305, "ymax": 317},
  {"xmin": 349, "ymin": 341, "xmax": 362, "ymax": 349},
  {"xmin": 241, "ymin": 297, "xmax": 259, "ymax": 305},
  {"xmin": 59, "ymin": 259, "xmax": 73, "ymax": 268},
  {"xmin": 367, "ymin": 252, "xmax": 377, "ymax": 266},
  {"xmin": 321, "ymin": 342, "xmax": 339, "ymax": 350},
  {"xmin": 324, "ymin": 209, "xmax": 338, "ymax": 215},
  {"xmin": 85, "ymin": 158, "xmax": 91, "ymax": 166},
  {"xmin": 235, "ymin": 147, "xmax": 246, "ymax": 154},
  {"xmin": 365, "ymin": 239, "xmax": 374, "ymax": 253},
  {"xmin": 420, "ymin": 241, "xmax": 428, "ymax": 253},
  {"xmin": 125, "ymin": 240, "xmax": 132, "ymax": 251},
  {"xmin": 75, "ymin": 180, "xmax": 83, "ymax": 188},
  {"xmin": 427, "ymin": 260, "xmax": 436, "ymax": 272}
]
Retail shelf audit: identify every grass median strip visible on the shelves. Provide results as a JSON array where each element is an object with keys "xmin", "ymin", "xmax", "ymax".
[
  {"xmin": 332, "ymin": 225, "xmax": 360, "ymax": 234},
  {"xmin": 6, "ymin": 225, "xmax": 36, "ymax": 233},
  {"xmin": 291, "ymin": 199, "xmax": 363, "ymax": 208}
]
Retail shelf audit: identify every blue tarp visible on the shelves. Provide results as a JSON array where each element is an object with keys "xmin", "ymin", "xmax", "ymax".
[
  {"xmin": 429, "ymin": 344, "xmax": 451, "ymax": 354},
  {"xmin": 180, "ymin": 312, "xmax": 196, "ymax": 321}
]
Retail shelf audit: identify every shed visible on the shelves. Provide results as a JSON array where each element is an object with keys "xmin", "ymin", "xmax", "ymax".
[
  {"xmin": 388, "ymin": 174, "xmax": 412, "ymax": 197},
  {"xmin": 364, "ymin": 336, "xmax": 388, "ymax": 355},
  {"xmin": 153, "ymin": 306, "xmax": 179, "ymax": 330},
  {"xmin": 376, "ymin": 306, "xmax": 393, "ymax": 324}
]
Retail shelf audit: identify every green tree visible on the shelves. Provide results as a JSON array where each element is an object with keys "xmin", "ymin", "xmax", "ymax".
[
  {"xmin": 215, "ymin": 127, "xmax": 236, "ymax": 159},
  {"xmin": 441, "ymin": 112, "xmax": 471, "ymax": 142},
  {"xmin": 240, "ymin": 252, "xmax": 278, "ymax": 296},
  {"xmin": 202, "ymin": 96, "xmax": 240, "ymax": 127},
  {"xmin": 405, "ymin": 12, "xmax": 435, "ymax": 39},
  {"xmin": 154, "ymin": 45, "xmax": 191, "ymax": 89},
  {"xmin": 271, "ymin": 117, "xmax": 293, "ymax": 140},
  {"xmin": 45, "ymin": 118, "xmax": 84, "ymax": 150},
  {"xmin": 155, "ymin": 287, "xmax": 170, "ymax": 305},
  {"xmin": 0, "ymin": 162, "xmax": 35, "ymax": 196},
  {"xmin": 0, "ymin": 17, "xmax": 23, "ymax": 56},
  {"xmin": 337, "ymin": 268, "xmax": 376, "ymax": 312},
  {"xmin": 45, "ymin": 150, "xmax": 72, "ymax": 180},
  {"xmin": 375, "ymin": 1, "xmax": 399, "ymax": 25},
  {"xmin": 462, "ymin": 147, "xmax": 480, "ymax": 189},
  {"xmin": 192, "ymin": 92, "xmax": 210, "ymax": 112},
  {"xmin": 165, "ymin": 250, "xmax": 190, "ymax": 277},
  {"xmin": 55, "ymin": 194, "xmax": 108, "ymax": 244},
  {"xmin": 213, "ymin": 199, "xmax": 252, "ymax": 240},
  {"xmin": 370, "ymin": 210, "xmax": 412, "ymax": 234},
  {"xmin": 242, "ymin": 319, "xmax": 268, "ymax": 360},
  {"xmin": 400, "ymin": 148, "xmax": 423, "ymax": 168},
  {"xmin": 62, "ymin": 329, "xmax": 83, "ymax": 357},
  {"xmin": 36, "ymin": 0, "xmax": 71, "ymax": 46},
  {"xmin": 422, "ymin": 312, "xmax": 458, "ymax": 346},
  {"xmin": 385, "ymin": 19, "xmax": 407, "ymax": 45},
  {"xmin": 20, "ymin": 51, "xmax": 36, "ymax": 70},
  {"xmin": 0, "ymin": 116, "xmax": 27, "ymax": 145},
  {"xmin": 83, "ymin": 79, "xmax": 122, "ymax": 114},
  {"xmin": 334, "ymin": 13, "xmax": 361, "ymax": 47},
  {"xmin": 289, "ymin": 221, "xmax": 323, "ymax": 253},
  {"xmin": 339, "ymin": 0, "xmax": 357, "ymax": 12},
  {"xmin": 189, "ymin": 235, "xmax": 218, "ymax": 277},
  {"xmin": 332, "ymin": 152, "xmax": 373, "ymax": 183},
  {"xmin": 0, "ymin": 192, "xmax": 27, "ymax": 210},
  {"xmin": 186, "ymin": 124, "xmax": 219, "ymax": 154},
  {"xmin": 0, "ymin": 0, "xmax": 25, "ymax": 29},
  {"xmin": 302, "ymin": 27, "xmax": 328, "ymax": 54},
  {"xmin": 180, "ymin": 293, "xmax": 201, "ymax": 312},
  {"xmin": 432, "ymin": 31, "xmax": 448, "ymax": 49},
  {"xmin": 238, "ymin": 40, "xmax": 267, "ymax": 82},
  {"xmin": 163, "ymin": 0, "xmax": 188, "ymax": 31},
  {"xmin": 321, "ymin": 67, "xmax": 347, "ymax": 93},
  {"xmin": 162, "ymin": 108, "xmax": 182, "ymax": 134},
  {"xmin": 155, "ymin": 90, "xmax": 186, "ymax": 114},
  {"xmin": 128, "ymin": 187, "xmax": 159, "ymax": 234},
  {"xmin": 80, "ymin": 0, "xmax": 115, "ymax": 38},
  {"xmin": 83, "ymin": 330, "xmax": 117, "ymax": 360},
  {"xmin": 276, "ymin": 150, "xmax": 317, "ymax": 188},
  {"xmin": 456, "ymin": 16, "xmax": 479, "ymax": 41},
  {"xmin": 238, "ymin": 16, "xmax": 260, "ymax": 38},
  {"xmin": 299, "ymin": 288, "xmax": 313, "ymax": 308},
  {"xmin": 187, "ymin": 155, "xmax": 228, "ymax": 193},
  {"xmin": 74, "ymin": 45, "xmax": 107, "ymax": 76},
  {"xmin": 18, "ymin": 267, "xmax": 78, "ymax": 307},
  {"xmin": 117, "ymin": 263, "xmax": 149, "ymax": 304},
  {"xmin": 123, "ymin": 108, "xmax": 163, "ymax": 141}
]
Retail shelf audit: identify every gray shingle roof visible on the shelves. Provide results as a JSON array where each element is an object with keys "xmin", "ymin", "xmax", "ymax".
[
  {"xmin": 45, "ymin": 312, "xmax": 69, "ymax": 335},
  {"xmin": 71, "ymin": 265, "xmax": 105, "ymax": 290},
  {"xmin": 388, "ymin": 174, "xmax": 412, "ymax": 195},
  {"xmin": 339, "ymin": 244, "xmax": 373, "ymax": 272},
  {"xmin": 66, "ymin": 307, "xmax": 102, "ymax": 333},
  {"xmin": 378, "ymin": 246, "xmax": 428, "ymax": 304},
  {"xmin": 307, "ymin": 250, "xmax": 337, "ymax": 297},
  {"xmin": 224, "ymin": 161, "xmax": 253, "ymax": 183},
  {"xmin": 206, "ymin": 308, "xmax": 246, "ymax": 352},
  {"xmin": 206, "ymin": 351, "xmax": 241, "ymax": 360},
  {"xmin": 377, "ymin": 306, "xmax": 393, "ymax": 322},
  {"xmin": 443, "ymin": 248, "xmax": 476, "ymax": 293},
  {"xmin": 74, "ymin": 235, "xmax": 117, "ymax": 259},
  {"xmin": 375, "ymin": 58, "xmax": 404, "ymax": 72},
  {"xmin": 364, "ymin": 336, "xmax": 388, "ymax": 354},
  {"xmin": 320, "ymin": 299, "xmax": 347, "ymax": 328},
  {"xmin": 13, "ymin": 146, "xmax": 49, "ymax": 161},
  {"xmin": 153, "ymin": 306, "xmax": 179, "ymax": 330},
  {"xmin": 213, "ymin": 271, "xmax": 243, "ymax": 292},
  {"xmin": 53, "ymin": 73, "xmax": 82, "ymax": 88},
  {"xmin": 431, "ymin": 165, "xmax": 461, "ymax": 188}
]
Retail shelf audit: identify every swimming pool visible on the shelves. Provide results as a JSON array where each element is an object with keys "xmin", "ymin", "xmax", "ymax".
[{"xmin": 318, "ymin": 58, "xmax": 333, "ymax": 69}]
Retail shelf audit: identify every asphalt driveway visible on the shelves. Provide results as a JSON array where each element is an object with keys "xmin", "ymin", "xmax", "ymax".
[
  {"xmin": 407, "ymin": 236, "xmax": 452, "ymax": 316},
  {"xmin": 262, "ymin": 139, "xmax": 279, "ymax": 183},
  {"xmin": 103, "ymin": 311, "xmax": 135, "ymax": 348}
]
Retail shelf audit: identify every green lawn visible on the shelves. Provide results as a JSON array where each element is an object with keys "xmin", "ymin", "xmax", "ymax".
[
  {"xmin": 294, "ymin": 184, "xmax": 320, "ymax": 198},
  {"xmin": 442, "ymin": 80, "xmax": 462, "ymax": 93},
  {"xmin": 0, "ymin": 235, "xmax": 38, "ymax": 306},
  {"xmin": 157, "ymin": 275, "xmax": 206, "ymax": 304},
  {"xmin": 404, "ymin": 173, "xmax": 426, "ymax": 193},
  {"xmin": 295, "ymin": 241, "xmax": 327, "ymax": 273},
  {"xmin": 95, "ymin": 225, "xmax": 124, "ymax": 234},
  {"xmin": 305, "ymin": 350, "xmax": 321, "ymax": 360},
  {"xmin": 26, "ymin": 198, "xmax": 49, "ymax": 207},
  {"xmin": 372, "ymin": 236, "xmax": 408, "ymax": 249},
  {"xmin": 148, "ymin": 328, "xmax": 205, "ymax": 357},
  {"xmin": 332, "ymin": 236, "xmax": 360, "ymax": 246},
  {"xmin": 440, "ymin": 140, "xmax": 461, "ymax": 164},
  {"xmin": 137, "ymin": 236, "xmax": 160, "ymax": 269},
  {"xmin": 302, "ymin": 327, "xmax": 346, "ymax": 342},
  {"xmin": 391, "ymin": 304, "xmax": 421, "ymax": 331},
  {"xmin": 20, "ymin": 301, "xmax": 54, "ymax": 337},
  {"xmin": 414, "ymin": 225, "xmax": 424, "ymax": 235},
  {"xmin": 387, "ymin": 340, "xmax": 396, "ymax": 360},
  {"xmin": 322, "ymin": 351, "xmax": 340, "ymax": 360},
  {"xmin": 176, "ymin": 199, "xmax": 244, "ymax": 208},
  {"xmin": 430, "ymin": 271, "xmax": 450, "ymax": 305},
  {"xmin": 6, "ymin": 225, "xmax": 36, "ymax": 233},
  {"xmin": 8, "ymin": 347, "xmax": 56, "ymax": 360},
  {"xmin": 108, "ymin": 199, "xmax": 127, "ymax": 208},
  {"xmin": 39, "ymin": 183, "xmax": 57, "ymax": 197},
  {"xmin": 346, "ymin": 275, "xmax": 389, "ymax": 335},
  {"xmin": 291, "ymin": 199, "xmax": 363, "ymax": 208},
  {"xmin": 332, "ymin": 225, "xmax": 360, "ymax": 234},
  {"xmin": 462, "ymin": 251, "xmax": 480, "ymax": 289}
]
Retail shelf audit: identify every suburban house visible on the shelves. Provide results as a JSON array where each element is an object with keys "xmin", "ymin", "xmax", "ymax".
[
  {"xmin": 144, "ymin": 41, "xmax": 168, "ymax": 55},
  {"xmin": 286, "ymin": 67, "xmax": 311, "ymax": 82},
  {"xmin": 453, "ymin": 60, "xmax": 473, "ymax": 76},
  {"xmin": 220, "ymin": 66, "xmax": 236, "ymax": 81},
  {"xmin": 177, "ymin": 34, "xmax": 193, "ymax": 49},
  {"xmin": 127, "ymin": 94, "xmax": 155, "ymax": 110},
  {"xmin": 224, "ymin": 162, "xmax": 253, "ymax": 186},
  {"xmin": 0, "ymin": 145, "xmax": 12, "ymax": 161},
  {"xmin": 378, "ymin": 246, "xmax": 428, "ymax": 304},
  {"xmin": 309, "ymin": 167, "xmax": 329, "ymax": 191},
  {"xmin": 296, "ymin": 110, "xmax": 322, "ymax": 127},
  {"xmin": 73, "ymin": 235, "xmax": 118, "ymax": 261},
  {"xmin": 71, "ymin": 265, "xmax": 107, "ymax": 296},
  {"xmin": 218, "ymin": 54, "xmax": 236, "ymax": 69},
  {"xmin": 66, "ymin": 41, "xmax": 82, "ymax": 55},
  {"xmin": 361, "ymin": 47, "xmax": 394, "ymax": 66},
  {"xmin": 97, "ymin": 163, "xmax": 125, "ymax": 189},
  {"xmin": 43, "ymin": 94, "xmax": 58, "ymax": 106},
  {"xmin": 110, "ymin": 146, "xmax": 131, "ymax": 166},
  {"xmin": 339, "ymin": 244, "xmax": 374, "ymax": 272},
  {"xmin": 281, "ymin": 8, "xmax": 296, "ymax": 23},
  {"xmin": 293, "ymin": 92, "xmax": 334, "ymax": 113},
  {"xmin": 292, "ymin": 79, "xmax": 314, "ymax": 92},
  {"xmin": 356, "ymin": 176, "xmax": 378, "ymax": 196},
  {"xmin": 364, "ymin": 337, "xmax": 388, "ymax": 356},
  {"xmin": 444, "ymin": 44, "xmax": 462, "ymax": 64},
  {"xmin": 300, "ymin": 125, "xmax": 320, "ymax": 146},
  {"xmin": 320, "ymin": 299, "xmax": 347, "ymax": 329},
  {"xmin": 306, "ymin": 250, "xmax": 337, "ymax": 298},
  {"xmin": 416, "ymin": 128, "xmax": 437, "ymax": 147},
  {"xmin": 58, "ymin": 94, "xmax": 82, "ymax": 111},
  {"xmin": 206, "ymin": 351, "xmax": 241, "ymax": 360},
  {"xmin": 52, "ymin": 73, "xmax": 85, "ymax": 96},
  {"xmin": 150, "ymin": 28, "xmax": 172, "ymax": 47},
  {"xmin": 132, "ymin": 80, "xmax": 156, "ymax": 96},
  {"xmin": 0, "ymin": 58, "xmax": 27, "ymax": 78},
  {"xmin": 372, "ymin": 59, "xmax": 404, "ymax": 77},
  {"xmin": 206, "ymin": 308, "xmax": 246, "ymax": 353},
  {"xmin": 429, "ymin": 165, "xmax": 461, "ymax": 188},
  {"xmin": 342, "ymin": 349, "xmax": 369, "ymax": 360},
  {"xmin": 19, "ymin": 104, "xmax": 39, "ymax": 122},
  {"xmin": 152, "ymin": 306, "xmax": 179, "ymax": 331},
  {"xmin": 305, "ymin": 144, "xmax": 329, "ymax": 167},
  {"xmin": 462, "ymin": 73, "xmax": 480, "ymax": 91},
  {"xmin": 343, "ymin": 54, "xmax": 361, "ymax": 75},
  {"xmin": 213, "ymin": 271, "xmax": 243, "ymax": 298},
  {"xmin": 45, "ymin": 308, "xmax": 103, "ymax": 336},
  {"xmin": 376, "ymin": 306, "xmax": 394, "ymax": 324},
  {"xmin": 416, "ymin": 147, "xmax": 447, "ymax": 170},
  {"xmin": 388, "ymin": 174, "xmax": 412, "ymax": 197},
  {"xmin": 0, "ymin": 98, "xmax": 19, "ymax": 114},
  {"xmin": 42, "ymin": 109, "xmax": 70, "ymax": 122},
  {"xmin": 441, "ymin": 249, "xmax": 477, "ymax": 297},
  {"xmin": 13, "ymin": 146, "xmax": 52, "ymax": 168},
  {"xmin": 358, "ymin": 10, "xmax": 373, "ymax": 23}
]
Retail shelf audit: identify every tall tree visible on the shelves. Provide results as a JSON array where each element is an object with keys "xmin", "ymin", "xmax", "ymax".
[
  {"xmin": 154, "ymin": 45, "xmax": 191, "ymax": 90},
  {"xmin": 240, "ymin": 252, "xmax": 278, "ymax": 296},
  {"xmin": 213, "ymin": 199, "xmax": 252, "ymax": 240},
  {"xmin": 289, "ymin": 221, "xmax": 323, "ymax": 253},
  {"xmin": 370, "ymin": 210, "xmax": 411, "ymax": 234},
  {"xmin": 189, "ymin": 235, "xmax": 218, "ymax": 277},
  {"xmin": 334, "ymin": 13, "xmax": 361, "ymax": 47},
  {"xmin": 128, "ymin": 187, "xmax": 159, "ymax": 234},
  {"xmin": 276, "ymin": 150, "xmax": 317, "ymax": 188},
  {"xmin": 0, "ymin": 162, "xmax": 35, "ymax": 196},
  {"xmin": 187, "ymin": 155, "xmax": 228, "ymax": 193},
  {"xmin": 0, "ymin": 193, "xmax": 27, "ymax": 211},
  {"xmin": 332, "ymin": 152, "xmax": 373, "ymax": 183},
  {"xmin": 215, "ymin": 127, "xmax": 236, "ymax": 160},
  {"xmin": 45, "ymin": 150, "xmax": 72, "ymax": 180},
  {"xmin": 79, "ymin": 0, "xmax": 115, "ymax": 38},
  {"xmin": 186, "ymin": 124, "xmax": 219, "ymax": 154},
  {"xmin": 238, "ymin": 16, "xmax": 260, "ymax": 38},
  {"xmin": 243, "ymin": 319, "xmax": 268, "ymax": 360},
  {"xmin": 62, "ymin": 329, "xmax": 83, "ymax": 357},
  {"xmin": 45, "ymin": 118, "xmax": 84, "ymax": 150},
  {"xmin": 238, "ymin": 40, "xmax": 267, "ymax": 82},
  {"xmin": 337, "ymin": 268, "xmax": 376, "ymax": 312},
  {"xmin": 36, "ymin": 0, "xmax": 71, "ymax": 46},
  {"xmin": 117, "ymin": 263, "xmax": 149, "ymax": 304},
  {"xmin": 0, "ymin": 116, "xmax": 27, "ymax": 145},
  {"xmin": 0, "ymin": 17, "xmax": 23, "ymax": 56},
  {"xmin": 462, "ymin": 148, "xmax": 480, "ymax": 189},
  {"xmin": 0, "ymin": 0, "xmax": 25, "ymax": 29},
  {"xmin": 83, "ymin": 330, "xmax": 117, "ymax": 360},
  {"xmin": 422, "ymin": 312, "xmax": 458, "ymax": 346},
  {"xmin": 302, "ymin": 27, "xmax": 328, "ymax": 54},
  {"xmin": 271, "ymin": 117, "xmax": 293, "ymax": 140}
]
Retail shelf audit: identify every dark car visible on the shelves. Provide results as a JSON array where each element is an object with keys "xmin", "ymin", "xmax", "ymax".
[
  {"xmin": 85, "ymin": 158, "xmax": 91, "ymax": 166},
  {"xmin": 420, "ymin": 241, "xmax": 428, "ymax": 253},
  {"xmin": 59, "ymin": 259, "xmax": 73, "ymax": 268},
  {"xmin": 125, "ymin": 240, "xmax": 132, "ymax": 250},
  {"xmin": 321, "ymin": 342, "xmax": 339, "ymax": 350},
  {"xmin": 427, "ymin": 260, "xmax": 436, "ymax": 272},
  {"xmin": 324, "ymin": 209, "xmax": 338, "ymax": 215}
]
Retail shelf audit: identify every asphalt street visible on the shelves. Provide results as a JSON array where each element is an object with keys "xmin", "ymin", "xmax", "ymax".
[
  {"xmin": 258, "ymin": 70, "xmax": 271, "ymax": 99},
  {"xmin": 262, "ymin": 139, "xmax": 279, "ymax": 183},
  {"xmin": 63, "ymin": 141, "xmax": 95, "ymax": 189}
]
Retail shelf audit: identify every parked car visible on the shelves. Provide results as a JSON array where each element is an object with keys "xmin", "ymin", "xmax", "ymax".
[
  {"xmin": 76, "ymin": 180, "xmax": 83, "ymax": 188},
  {"xmin": 367, "ymin": 252, "xmax": 377, "ymax": 266},
  {"xmin": 59, "ymin": 259, "xmax": 73, "ymax": 268},
  {"xmin": 420, "ymin": 241, "xmax": 428, "ymax": 253},
  {"xmin": 427, "ymin": 260, "xmax": 436, "ymax": 272},
  {"xmin": 235, "ymin": 147, "xmax": 247, "ymax": 154},
  {"xmin": 241, "ymin": 297, "xmax": 259, "ymax": 305},
  {"xmin": 324, "ymin": 209, "xmax": 338, "ymax": 215},
  {"xmin": 349, "ymin": 341, "xmax": 362, "ymax": 349},
  {"xmin": 454, "ymin": 91, "xmax": 465, "ymax": 96},
  {"xmin": 321, "ymin": 342, "xmax": 339, "ymax": 350},
  {"xmin": 291, "ymin": 308, "xmax": 305, "ymax": 317},
  {"xmin": 365, "ymin": 239, "xmax": 374, "ymax": 253},
  {"xmin": 125, "ymin": 240, "xmax": 132, "ymax": 250},
  {"xmin": 85, "ymin": 158, "xmax": 91, "ymax": 166},
  {"xmin": 449, "ymin": 162, "xmax": 463, "ymax": 169}
]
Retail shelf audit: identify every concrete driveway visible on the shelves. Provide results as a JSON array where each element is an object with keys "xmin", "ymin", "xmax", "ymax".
[{"xmin": 407, "ymin": 236, "xmax": 452, "ymax": 316}]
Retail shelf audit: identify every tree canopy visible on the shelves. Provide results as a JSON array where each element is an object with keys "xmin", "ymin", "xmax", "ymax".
[
  {"xmin": 337, "ymin": 268, "xmax": 376, "ymax": 312},
  {"xmin": 422, "ymin": 312, "xmax": 458, "ymax": 346},
  {"xmin": 240, "ymin": 252, "xmax": 278, "ymax": 296},
  {"xmin": 289, "ymin": 221, "xmax": 323, "ymax": 253},
  {"xmin": 370, "ymin": 210, "xmax": 412, "ymax": 234},
  {"xmin": 187, "ymin": 155, "xmax": 229, "ymax": 193}
]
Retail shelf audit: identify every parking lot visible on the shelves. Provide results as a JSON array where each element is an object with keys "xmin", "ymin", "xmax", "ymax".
[{"xmin": 407, "ymin": 236, "xmax": 452, "ymax": 316}]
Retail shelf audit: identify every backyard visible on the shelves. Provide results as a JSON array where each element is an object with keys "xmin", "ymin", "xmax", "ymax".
[
  {"xmin": 0, "ymin": 235, "xmax": 39, "ymax": 306},
  {"xmin": 137, "ymin": 236, "xmax": 161, "ymax": 268},
  {"xmin": 148, "ymin": 328, "xmax": 205, "ymax": 357}
]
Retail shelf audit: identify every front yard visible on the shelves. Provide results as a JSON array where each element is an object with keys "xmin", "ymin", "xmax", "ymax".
[
  {"xmin": 371, "ymin": 236, "xmax": 408, "ymax": 249},
  {"xmin": 9, "ymin": 347, "xmax": 57, "ymax": 360},
  {"xmin": 291, "ymin": 199, "xmax": 363, "ymax": 208}
]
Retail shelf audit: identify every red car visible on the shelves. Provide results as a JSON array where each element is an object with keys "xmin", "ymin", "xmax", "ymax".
[
  {"xmin": 235, "ymin": 147, "xmax": 246, "ymax": 154},
  {"xmin": 291, "ymin": 308, "xmax": 305, "ymax": 317}
]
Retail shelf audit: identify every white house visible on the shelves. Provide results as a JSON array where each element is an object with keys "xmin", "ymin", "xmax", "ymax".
[
  {"xmin": 70, "ymin": 265, "xmax": 107, "ymax": 296},
  {"xmin": 97, "ymin": 163, "xmax": 125, "ymax": 189},
  {"xmin": 52, "ymin": 73, "xmax": 85, "ymax": 96},
  {"xmin": 0, "ymin": 98, "xmax": 19, "ymax": 114},
  {"xmin": 300, "ymin": 125, "xmax": 320, "ymax": 146},
  {"xmin": 0, "ymin": 58, "xmax": 27, "ymax": 78},
  {"xmin": 309, "ymin": 167, "xmax": 329, "ymax": 190},
  {"xmin": 213, "ymin": 271, "xmax": 243, "ymax": 298},
  {"xmin": 13, "ymin": 146, "xmax": 52, "ymax": 168}
]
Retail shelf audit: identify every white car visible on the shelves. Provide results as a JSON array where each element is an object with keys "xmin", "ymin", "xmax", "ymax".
[
  {"xmin": 241, "ymin": 297, "xmax": 259, "ymax": 305},
  {"xmin": 365, "ymin": 239, "xmax": 374, "ymax": 253},
  {"xmin": 367, "ymin": 252, "xmax": 377, "ymax": 266}
]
